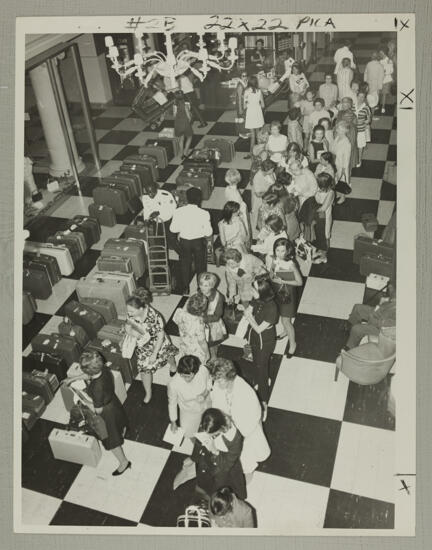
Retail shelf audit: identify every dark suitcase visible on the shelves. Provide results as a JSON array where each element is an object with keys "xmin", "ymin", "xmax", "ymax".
[
  {"xmin": 72, "ymin": 216, "xmax": 102, "ymax": 247},
  {"xmin": 23, "ymin": 252, "xmax": 62, "ymax": 286},
  {"xmin": 186, "ymin": 147, "xmax": 221, "ymax": 167},
  {"xmin": 93, "ymin": 185, "xmax": 129, "ymax": 216},
  {"xmin": 58, "ymin": 319, "xmax": 90, "ymax": 348},
  {"xmin": 31, "ymin": 333, "xmax": 82, "ymax": 367},
  {"xmin": 158, "ymin": 135, "xmax": 181, "ymax": 157},
  {"xmin": 109, "ymin": 172, "xmax": 142, "ymax": 197},
  {"xmin": 24, "ymin": 351, "xmax": 69, "ymax": 381},
  {"xmin": 23, "ymin": 371, "xmax": 55, "ymax": 404},
  {"xmin": 96, "ymin": 255, "xmax": 133, "ymax": 274},
  {"xmin": 55, "ymin": 230, "xmax": 87, "ymax": 256},
  {"xmin": 120, "ymin": 163, "xmax": 155, "ymax": 193},
  {"xmin": 122, "ymin": 154, "xmax": 159, "ymax": 180},
  {"xmin": 78, "ymin": 297, "xmax": 118, "ymax": 323},
  {"xmin": 146, "ymin": 138, "xmax": 174, "ymax": 161},
  {"xmin": 76, "ymin": 275, "xmax": 131, "ymax": 318},
  {"xmin": 22, "ymin": 291, "xmax": 37, "ymax": 325},
  {"xmin": 359, "ymin": 255, "xmax": 393, "ymax": 278},
  {"xmin": 47, "ymin": 235, "xmax": 82, "ymax": 263},
  {"xmin": 127, "ymin": 195, "xmax": 144, "ymax": 215},
  {"xmin": 102, "ymin": 178, "xmax": 135, "ymax": 201},
  {"xmin": 361, "ymin": 213, "xmax": 379, "ymax": 233},
  {"xmin": 31, "ymin": 369, "xmax": 60, "ymax": 393},
  {"xmin": 85, "ymin": 340, "xmax": 137, "ymax": 384},
  {"xmin": 88, "ymin": 203, "xmax": 117, "ymax": 227},
  {"xmin": 176, "ymin": 169, "xmax": 213, "ymax": 200},
  {"xmin": 102, "ymin": 238, "xmax": 146, "ymax": 278},
  {"xmin": 64, "ymin": 300, "xmax": 105, "ymax": 340},
  {"xmin": 138, "ymin": 144, "xmax": 168, "ymax": 169},
  {"xmin": 203, "ymin": 138, "xmax": 235, "ymax": 162},
  {"xmin": 23, "ymin": 268, "xmax": 52, "ymax": 300},
  {"xmin": 24, "ymin": 241, "xmax": 75, "ymax": 277},
  {"xmin": 122, "ymin": 224, "xmax": 148, "ymax": 243},
  {"xmin": 97, "ymin": 319, "xmax": 126, "ymax": 345},
  {"xmin": 353, "ymin": 235, "xmax": 394, "ymax": 265},
  {"xmin": 22, "ymin": 392, "xmax": 46, "ymax": 430}
]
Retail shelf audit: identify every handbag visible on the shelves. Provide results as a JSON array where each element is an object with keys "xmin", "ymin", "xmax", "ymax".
[
  {"xmin": 335, "ymin": 176, "xmax": 352, "ymax": 195},
  {"xmin": 121, "ymin": 333, "xmax": 137, "ymax": 359},
  {"xmin": 208, "ymin": 318, "xmax": 227, "ymax": 343},
  {"xmin": 69, "ymin": 388, "xmax": 108, "ymax": 441},
  {"xmin": 177, "ymin": 504, "xmax": 211, "ymax": 528}
]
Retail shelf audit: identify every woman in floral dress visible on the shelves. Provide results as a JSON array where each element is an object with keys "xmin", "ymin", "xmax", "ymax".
[{"xmin": 173, "ymin": 292, "xmax": 210, "ymax": 365}]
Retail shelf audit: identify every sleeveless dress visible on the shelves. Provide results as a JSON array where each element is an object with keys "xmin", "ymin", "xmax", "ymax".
[
  {"xmin": 244, "ymin": 88, "xmax": 265, "ymax": 130},
  {"xmin": 266, "ymin": 255, "xmax": 297, "ymax": 318},
  {"xmin": 174, "ymin": 100, "xmax": 193, "ymax": 138}
]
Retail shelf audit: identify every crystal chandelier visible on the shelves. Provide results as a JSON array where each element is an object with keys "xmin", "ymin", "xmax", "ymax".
[{"xmin": 105, "ymin": 31, "xmax": 238, "ymax": 90}]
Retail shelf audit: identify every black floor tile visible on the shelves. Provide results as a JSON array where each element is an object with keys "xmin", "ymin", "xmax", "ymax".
[
  {"xmin": 50, "ymin": 501, "xmax": 138, "ymax": 526},
  {"xmin": 140, "ymin": 451, "xmax": 199, "ymax": 526},
  {"xmin": 27, "ymin": 216, "xmax": 71, "ymax": 242},
  {"xmin": 309, "ymin": 248, "xmax": 365, "ymax": 283},
  {"xmin": 64, "ymin": 249, "xmax": 100, "ymax": 280},
  {"xmin": 112, "ymin": 144, "xmax": 140, "ymax": 161},
  {"xmin": 234, "ymin": 137, "xmax": 252, "ymax": 152},
  {"xmin": 387, "ymin": 144, "xmax": 397, "ymax": 162},
  {"xmin": 351, "ymin": 160, "xmax": 386, "ymax": 179},
  {"xmin": 372, "ymin": 224, "xmax": 387, "ymax": 241},
  {"xmin": 207, "ymin": 208, "xmax": 223, "ymax": 234},
  {"xmin": 258, "ymin": 408, "xmax": 341, "ymax": 487},
  {"xmin": 370, "ymin": 129, "xmax": 391, "ymax": 144},
  {"xmin": 344, "ymin": 374, "xmax": 395, "ymax": 431},
  {"xmin": 93, "ymin": 117, "xmax": 123, "ymax": 130},
  {"xmin": 324, "ymin": 489, "xmax": 394, "ymax": 528},
  {"xmin": 22, "ymin": 312, "xmax": 51, "ymax": 350},
  {"xmin": 264, "ymin": 111, "xmax": 287, "ymax": 124},
  {"xmin": 68, "ymin": 177, "xmax": 102, "ymax": 198},
  {"xmin": 116, "ymin": 210, "xmax": 139, "ymax": 225},
  {"xmin": 158, "ymin": 164, "xmax": 180, "ymax": 183},
  {"xmin": 201, "ymin": 108, "xmax": 225, "ymax": 122},
  {"xmin": 392, "ymin": 117, "xmax": 397, "ymax": 129},
  {"xmin": 380, "ymin": 181, "xmax": 397, "ymax": 201},
  {"xmin": 98, "ymin": 130, "xmax": 137, "ymax": 145},
  {"xmin": 294, "ymin": 313, "xmax": 348, "ymax": 363},
  {"xmin": 122, "ymin": 381, "xmax": 172, "ymax": 450},
  {"xmin": 207, "ymin": 122, "xmax": 238, "ymax": 136},
  {"xmin": 332, "ymin": 198, "xmax": 379, "ymax": 223},
  {"xmin": 22, "ymin": 419, "xmax": 82, "ymax": 499}
]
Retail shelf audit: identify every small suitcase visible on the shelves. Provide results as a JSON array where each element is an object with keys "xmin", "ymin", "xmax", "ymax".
[
  {"xmin": 22, "ymin": 290, "xmax": 37, "ymax": 324},
  {"xmin": 64, "ymin": 301, "xmax": 105, "ymax": 340},
  {"xmin": 23, "ymin": 268, "xmax": 52, "ymax": 300},
  {"xmin": 127, "ymin": 195, "xmax": 144, "ymax": 215},
  {"xmin": 176, "ymin": 169, "xmax": 213, "ymax": 200},
  {"xmin": 58, "ymin": 319, "xmax": 90, "ymax": 348},
  {"xmin": 76, "ymin": 276, "xmax": 131, "ymax": 318},
  {"xmin": 89, "ymin": 270, "xmax": 136, "ymax": 295},
  {"xmin": 107, "ymin": 172, "xmax": 141, "ymax": 197},
  {"xmin": 145, "ymin": 138, "xmax": 174, "ymax": 160},
  {"xmin": 48, "ymin": 428, "xmax": 102, "ymax": 467},
  {"xmin": 85, "ymin": 340, "xmax": 136, "ymax": 384},
  {"xmin": 138, "ymin": 144, "xmax": 169, "ymax": 169},
  {"xmin": 24, "ymin": 241, "xmax": 74, "ymax": 277},
  {"xmin": 30, "ymin": 368, "xmax": 60, "ymax": 393},
  {"xmin": 88, "ymin": 203, "xmax": 117, "ymax": 227},
  {"xmin": 122, "ymin": 224, "xmax": 148, "ymax": 243},
  {"xmin": 102, "ymin": 178, "xmax": 135, "ymax": 201},
  {"xmin": 359, "ymin": 254, "xmax": 393, "ymax": 278},
  {"xmin": 22, "ymin": 392, "xmax": 46, "ymax": 430},
  {"xmin": 31, "ymin": 333, "xmax": 82, "ymax": 367},
  {"xmin": 353, "ymin": 235, "xmax": 394, "ymax": 265},
  {"xmin": 158, "ymin": 135, "xmax": 181, "ymax": 157},
  {"xmin": 24, "ymin": 351, "xmax": 69, "ymax": 381},
  {"xmin": 101, "ymin": 238, "xmax": 146, "ymax": 278},
  {"xmin": 203, "ymin": 138, "xmax": 235, "ymax": 162},
  {"xmin": 23, "ymin": 252, "xmax": 62, "ymax": 286},
  {"xmin": 122, "ymin": 154, "xmax": 159, "ymax": 181},
  {"xmin": 78, "ymin": 297, "xmax": 118, "ymax": 323},
  {"xmin": 56, "ymin": 228, "xmax": 87, "ymax": 255},
  {"xmin": 97, "ymin": 319, "xmax": 126, "ymax": 346},
  {"xmin": 72, "ymin": 216, "xmax": 102, "ymax": 247},
  {"xmin": 47, "ymin": 235, "xmax": 82, "ymax": 263},
  {"xmin": 93, "ymin": 185, "xmax": 129, "ymax": 216},
  {"xmin": 22, "ymin": 371, "xmax": 55, "ymax": 404},
  {"xmin": 96, "ymin": 255, "xmax": 133, "ymax": 274},
  {"xmin": 361, "ymin": 213, "xmax": 379, "ymax": 233}
]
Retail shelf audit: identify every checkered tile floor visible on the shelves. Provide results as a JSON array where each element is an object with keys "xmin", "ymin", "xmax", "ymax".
[{"xmin": 21, "ymin": 32, "xmax": 396, "ymax": 530}]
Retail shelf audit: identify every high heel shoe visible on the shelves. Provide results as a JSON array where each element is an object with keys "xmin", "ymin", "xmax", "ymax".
[
  {"xmin": 112, "ymin": 461, "xmax": 131, "ymax": 476},
  {"xmin": 285, "ymin": 343, "xmax": 297, "ymax": 359},
  {"xmin": 169, "ymin": 370, "xmax": 177, "ymax": 377}
]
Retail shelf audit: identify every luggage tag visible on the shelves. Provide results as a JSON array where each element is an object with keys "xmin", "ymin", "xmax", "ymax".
[
  {"xmin": 42, "ymin": 338, "xmax": 50, "ymax": 346},
  {"xmin": 70, "ymin": 224, "xmax": 78, "ymax": 230},
  {"xmin": 98, "ymin": 206, "xmax": 103, "ymax": 211},
  {"xmin": 22, "ymin": 412, "xmax": 30, "ymax": 420}
]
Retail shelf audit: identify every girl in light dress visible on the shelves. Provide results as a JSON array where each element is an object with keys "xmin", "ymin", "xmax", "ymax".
[
  {"xmin": 286, "ymin": 107, "xmax": 304, "ymax": 150},
  {"xmin": 337, "ymin": 57, "xmax": 354, "ymax": 100},
  {"xmin": 265, "ymin": 120, "xmax": 288, "ymax": 164},
  {"xmin": 299, "ymin": 89, "xmax": 315, "ymax": 150},
  {"xmin": 218, "ymin": 201, "xmax": 249, "ymax": 255},
  {"xmin": 224, "ymin": 168, "xmax": 251, "ymax": 246},
  {"xmin": 251, "ymin": 214, "xmax": 288, "ymax": 257},
  {"xmin": 244, "ymin": 75, "xmax": 265, "ymax": 155},
  {"xmin": 173, "ymin": 293, "xmax": 210, "ymax": 365},
  {"xmin": 355, "ymin": 91, "xmax": 372, "ymax": 167}
]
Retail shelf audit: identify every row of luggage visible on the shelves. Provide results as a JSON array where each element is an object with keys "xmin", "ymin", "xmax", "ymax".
[{"xmin": 353, "ymin": 235, "xmax": 394, "ymax": 278}]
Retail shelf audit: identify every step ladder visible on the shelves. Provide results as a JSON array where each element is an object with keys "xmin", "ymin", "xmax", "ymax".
[{"xmin": 145, "ymin": 218, "xmax": 172, "ymax": 295}]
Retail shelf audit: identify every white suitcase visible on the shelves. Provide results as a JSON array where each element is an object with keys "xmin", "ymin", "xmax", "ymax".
[
  {"xmin": 90, "ymin": 271, "xmax": 136, "ymax": 294},
  {"xmin": 24, "ymin": 241, "xmax": 74, "ymax": 276},
  {"xmin": 48, "ymin": 428, "xmax": 101, "ymax": 467}
]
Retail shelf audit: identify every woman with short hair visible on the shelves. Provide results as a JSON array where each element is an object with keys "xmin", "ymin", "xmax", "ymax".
[
  {"xmin": 198, "ymin": 272, "xmax": 227, "ymax": 358},
  {"xmin": 173, "ymin": 292, "xmax": 210, "ymax": 364},
  {"xmin": 210, "ymin": 486, "xmax": 256, "ymax": 528}
]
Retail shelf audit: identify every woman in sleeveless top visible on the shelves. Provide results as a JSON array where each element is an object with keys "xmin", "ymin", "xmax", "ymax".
[{"xmin": 308, "ymin": 124, "xmax": 329, "ymax": 172}]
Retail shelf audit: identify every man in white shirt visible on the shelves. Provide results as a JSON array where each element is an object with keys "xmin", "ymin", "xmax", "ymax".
[
  {"xmin": 178, "ymin": 72, "xmax": 207, "ymax": 127},
  {"xmin": 318, "ymin": 74, "xmax": 339, "ymax": 108},
  {"xmin": 170, "ymin": 186, "xmax": 213, "ymax": 294},
  {"xmin": 378, "ymin": 47, "xmax": 395, "ymax": 114},
  {"xmin": 333, "ymin": 39, "xmax": 356, "ymax": 75}
]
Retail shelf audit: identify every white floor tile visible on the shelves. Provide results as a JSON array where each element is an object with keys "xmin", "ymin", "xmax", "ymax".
[
  {"xmin": 95, "ymin": 143, "xmax": 126, "ymax": 161},
  {"xmin": 127, "ymin": 131, "xmax": 160, "ymax": 147},
  {"xmin": 389, "ymin": 129, "xmax": 397, "ymax": 145},
  {"xmin": 217, "ymin": 110, "xmax": 237, "ymax": 123},
  {"xmin": 91, "ymin": 224, "xmax": 127, "ymax": 250},
  {"xmin": 51, "ymin": 196, "xmax": 93, "ymax": 218},
  {"xmin": 362, "ymin": 143, "xmax": 389, "ymax": 161},
  {"xmin": 41, "ymin": 387, "xmax": 70, "ymax": 424},
  {"xmin": 247, "ymin": 472, "xmax": 330, "ymax": 531},
  {"xmin": 377, "ymin": 200, "xmax": 395, "ymax": 225},
  {"xmin": 298, "ymin": 277, "xmax": 365, "ymax": 319},
  {"xmin": 155, "ymin": 294, "xmax": 184, "ymax": 324},
  {"xmin": 21, "ymin": 489, "xmax": 62, "ymax": 526},
  {"xmin": 112, "ymin": 117, "xmax": 147, "ymax": 132},
  {"xmin": 330, "ymin": 220, "xmax": 373, "ymax": 250},
  {"xmin": 349, "ymin": 177, "xmax": 382, "ymax": 200},
  {"xmin": 172, "ymin": 436, "xmax": 194, "ymax": 455},
  {"xmin": 64, "ymin": 440, "xmax": 170, "ymax": 522},
  {"xmin": 331, "ymin": 422, "xmax": 395, "ymax": 503},
  {"xmin": 40, "ymin": 315, "xmax": 63, "ymax": 335},
  {"xmin": 269, "ymin": 356, "xmax": 349, "ymax": 420},
  {"xmin": 35, "ymin": 278, "xmax": 78, "ymax": 316},
  {"xmin": 98, "ymin": 106, "xmax": 132, "ymax": 118},
  {"xmin": 89, "ymin": 160, "xmax": 123, "ymax": 178}
]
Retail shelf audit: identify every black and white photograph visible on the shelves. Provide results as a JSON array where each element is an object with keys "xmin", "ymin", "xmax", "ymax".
[{"xmin": 15, "ymin": 13, "xmax": 415, "ymax": 535}]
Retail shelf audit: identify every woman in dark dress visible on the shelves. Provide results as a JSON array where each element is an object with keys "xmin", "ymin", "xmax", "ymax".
[
  {"xmin": 64, "ymin": 350, "xmax": 131, "ymax": 476},
  {"xmin": 242, "ymin": 275, "xmax": 279, "ymax": 422},
  {"xmin": 173, "ymin": 89, "xmax": 193, "ymax": 159}
]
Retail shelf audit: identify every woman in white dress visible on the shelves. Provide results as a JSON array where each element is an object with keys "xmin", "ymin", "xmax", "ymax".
[
  {"xmin": 244, "ymin": 75, "xmax": 265, "ymax": 156},
  {"xmin": 207, "ymin": 357, "xmax": 271, "ymax": 479}
]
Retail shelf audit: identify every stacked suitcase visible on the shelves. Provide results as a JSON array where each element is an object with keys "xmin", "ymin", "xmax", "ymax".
[
  {"xmin": 202, "ymin": 138, "xmax": 235, "ymax": 163},
  {"xmin": 176, "ymin": 166, "xmax": 214, "ymax": 200},
  {"xmin": 353, "ymin": 235, "xmax": 395, "ymax": 278}
]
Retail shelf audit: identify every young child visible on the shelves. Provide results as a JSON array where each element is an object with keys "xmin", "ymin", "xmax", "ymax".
[
  {"xmin": 299, "ymin": 89, "xmax": 315, "ymax": 150},
  {"xmin": 257, "ymin": 191, "xmax": 286, "ymax": 232},
  {"xmin": 308, "ymin": 124, "xmax": 329, "ymax": 171},
  {"xmin": 252, "ymin": 214, "xmax": 288, "ymax": 256},
  {"xmin": 286, "ymin": 107, "xmax": 303, "ymax": 151},
  {"xmin": 337, "ymin": 57, "xmax": 354, "ymax": 100},
  {"xmin": 224, "ymin": 168, "xmax": 250, "ymax": 242}
]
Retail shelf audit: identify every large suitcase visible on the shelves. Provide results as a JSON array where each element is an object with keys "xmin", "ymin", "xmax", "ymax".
[
  {"xmin": 22, "ymin": 392, "xmax": 46, "ymax": 430},
  {"xmin": 97, "ymin": 319, "xmax": 126, "ymax": 346},
  {"xmin": 88, "ymin": 270, "xmax": 136, "ymax": 295},
  {"xmin": 353, "ymin": 235, "xmax": 394, "ymax": 265},
  {"xmin": 185, "ymin": 147, "xmax": 221, "ymax": 168},
  {"xmin": 47, "ymin": 235, "xmax": 82, "ymax": 263},
  {"xmin": 107, "ymin": 172, "xmax": 142, "ymax": 197},
  {"xmin": 145, "ymin": 138, "xmax": 174, "ymax": 161},
  {"xmin": 176, "ymin": 169, "xmax": 213, "ymax": 200},
  {"xmin": 101, "ymin": 238, "xmax": 146, "ymax": 278},
  {"xmin": 22, "ymin": 291, "xmax": 37, "ymax": 325},
  {"xmin": 102, "ymin": 178, "xmax": 135, "ymax": 201},
  {"xmin": 56, "ymin": 229, "xmax": 87, "ymax": 255},
  {"xmin": 127, "ymin": 195, "xmax": 144, "ymax": 215},
  {"xmin": 23, "ymin": 351, "xmax": 69, "ymax": 381},
  {"xmin": 71, "ymin": 216, "xmax": 102, "ymax": 247},
  {"xmin": 122, "ymin": 154, "xmax": 159, "ymax": 181},
  {"xmin": 64, "ymin": 301, "xmax": 105, "ymax": 340},
  {"xmin": 78, "ymin": 297, "xmax": 118, "ymax": 323},
  {"xmin": 22, "ymin": 370, "xmax": 55, "ymax": 404},
  {"xmin": 203, "ymin": 138, "xmax": 235, "ymax": 162},
  {"xmin": 31, "ymin": 333, "xmax": 82, "ymax": 367},
  {"xmin": 58, "ymin": 319, "xmax": 90, "ymax": 348},
  {"xmin": 88, "ymin": 203, "xmax": 117, "ymax": 227},
  {"xmin": 138, "ymin": 144, "xmax": 169, "ymax": 169},
  {"xmin": 23, "ymin": 252, "xmax": 62, "ymax": 286},
  {"xmin": 23, "ymin": 268, "xmax": 52, "ymax": 300},
  {"xmin": 24, "ymin": 241, "xmax": 74, "ymax": 277},
  {"xmin": 359, "ymin": 255, "xmax": 393, "ymax": 278},
  {"xmin": 122, "ymin": 224, "xmax": 148, "ymax": 243},
  {"xmin": 76, "ymin": 276, "xmax": 131, "ymax": 317},
  {"xmin": 96, "ymin": 255, "xmax": 133, "ymax": 274},
  {"xmin": 48, "ymin": 428, "xmax": 102, "ymax": 467},
  {"xmin": 93, "ymin": 185, "xmax": 129, "ymax": 216},
  {"xmin": 85, "ymin": 339, "xmax": 137, "ymax": 384},
  {"xmin": 121, "ymin": 163, "xmax": 156, "ymax": 194}
]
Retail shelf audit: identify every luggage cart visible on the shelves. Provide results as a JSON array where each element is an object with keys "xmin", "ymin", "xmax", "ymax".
[{"xmin": 145, "ymin": 217, "xmax": 172, "ymax": 295}]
